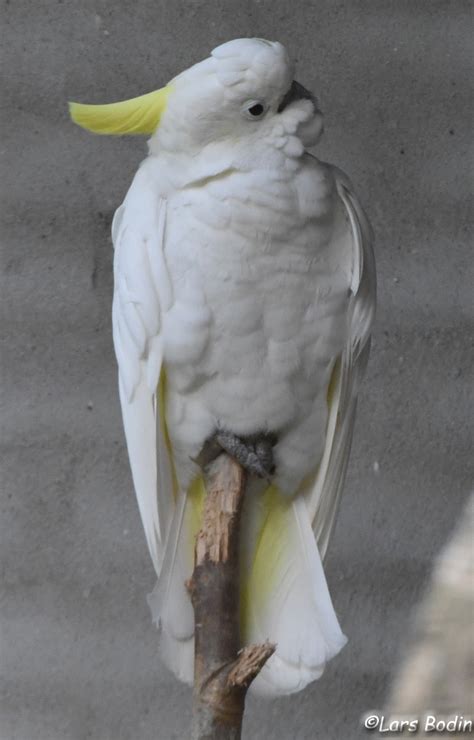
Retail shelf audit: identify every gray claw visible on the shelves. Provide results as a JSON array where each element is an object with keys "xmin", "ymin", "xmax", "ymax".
[{"xmin": 214, "ymin": 430, "xmax": 277, "ymax": 481}]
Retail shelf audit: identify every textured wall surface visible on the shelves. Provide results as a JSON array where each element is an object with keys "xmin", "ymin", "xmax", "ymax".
[{"xmin": 1, "ymin": 2, "xmax": 472, "ymax": 739}]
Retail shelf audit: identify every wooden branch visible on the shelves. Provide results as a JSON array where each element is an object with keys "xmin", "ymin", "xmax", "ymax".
[{"xmin": 189, "ymin": 453, "xmax": 275, "ymax": 740}]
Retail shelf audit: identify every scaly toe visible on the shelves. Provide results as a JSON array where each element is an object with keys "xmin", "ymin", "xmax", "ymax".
[{"xmin": 214, "ymin": 430, "xmax": 276, "ymax": 480}]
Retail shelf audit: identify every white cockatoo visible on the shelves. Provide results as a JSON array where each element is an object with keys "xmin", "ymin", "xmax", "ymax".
[{"xmin": 70, "ymin": 38, "xmax": 375, "ymax": 697}]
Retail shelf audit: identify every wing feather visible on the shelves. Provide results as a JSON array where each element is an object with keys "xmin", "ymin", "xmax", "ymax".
[
  {"xmin": 305, "ymin": 170, "xmax": 376, "ymax": 557},
  {"xmin": 112, "ymin": 171, "xmax": 176, "ymax": 573}
]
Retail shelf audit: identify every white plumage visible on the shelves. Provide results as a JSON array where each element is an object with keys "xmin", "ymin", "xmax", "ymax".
[{"xmin": 110, "ymin": 38, "xmax": 375, "ymax": 696}]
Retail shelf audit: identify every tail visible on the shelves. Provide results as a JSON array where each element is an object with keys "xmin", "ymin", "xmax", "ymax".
[
  {"xmin": 149, "ymin": 481, "xmax": 346, "ymax": 696},
  {"xmin": 147, "ymin": 479, "xmax": 205, "ymax": 684},
  {"xmin": 241, "ymin": 487, "xmax": 346, "ymax": 696}
]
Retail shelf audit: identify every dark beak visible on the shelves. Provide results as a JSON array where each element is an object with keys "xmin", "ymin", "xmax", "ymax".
[{"xmin": 278, "ymin": 80, "xmax": 318, "ymax": 113}]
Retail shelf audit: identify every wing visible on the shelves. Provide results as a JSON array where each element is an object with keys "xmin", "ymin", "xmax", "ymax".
[
  {"xmin": 112, "ymin": 167, "xmax": 176, "ymax": 574},
  {"xmin": 304, "ymin": 169, "xmax": 376, "ymax": 557}
]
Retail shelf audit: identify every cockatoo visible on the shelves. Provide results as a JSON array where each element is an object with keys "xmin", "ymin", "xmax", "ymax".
[{"xmin": 70, "ymin": 38, "xmax": 375, "ymax": 697}]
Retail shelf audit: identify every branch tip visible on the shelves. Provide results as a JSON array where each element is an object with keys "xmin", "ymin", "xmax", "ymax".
[{"xmin": 227, "ymin": 642, "xmax": 276, "ymax": 688}]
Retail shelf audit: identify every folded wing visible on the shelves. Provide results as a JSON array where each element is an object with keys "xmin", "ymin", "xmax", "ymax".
[
  {"xmin": 305, "ymin": 169, "xmax": 376, "ymax": 556},
  {"xmin": 112, "ymin": 168, "xmax": 176, "ymax": 574}
]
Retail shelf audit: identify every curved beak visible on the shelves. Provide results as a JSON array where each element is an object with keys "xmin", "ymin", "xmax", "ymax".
[{"xmin": 278, "ymin": 80, "xmax": 319, "ymax": 113}]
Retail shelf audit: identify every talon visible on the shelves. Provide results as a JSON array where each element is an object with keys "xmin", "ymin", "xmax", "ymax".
[
  {"xmin": 255, "ymin": 439, "xmax": 276, "ymax": 476},
  {"xmin": 214, "ymin": 430, "xmax": 277, "ymax": 480},
  {"xmin": 193, "ymin": 429, "xmax": 277, "ymax": 479}
]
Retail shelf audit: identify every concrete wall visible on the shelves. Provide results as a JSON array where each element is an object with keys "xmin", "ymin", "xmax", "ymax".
[{"xmin": 2, "ymin": 2, "xmax": 472, "ymax": 738}]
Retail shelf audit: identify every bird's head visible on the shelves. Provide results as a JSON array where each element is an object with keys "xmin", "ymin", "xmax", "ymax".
[{"xmin": 70, "ymin": 38, "xmax": 323, "ymax": 154}]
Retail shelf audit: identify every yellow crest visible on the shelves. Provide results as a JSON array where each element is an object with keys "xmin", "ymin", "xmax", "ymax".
[{"xmin": 69, "ymin": 86, "xmax": 172, "ymax": 135}]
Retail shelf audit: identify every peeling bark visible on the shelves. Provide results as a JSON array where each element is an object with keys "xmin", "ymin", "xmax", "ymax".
[{"xmin": 189, "ymin": 454, "xmax": 275, "ymax": 740}]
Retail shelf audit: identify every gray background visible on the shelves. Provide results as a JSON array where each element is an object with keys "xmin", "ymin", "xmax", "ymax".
[{"xmin": 1, "ymin": 1, "xmax": 472, "ymax": 739}]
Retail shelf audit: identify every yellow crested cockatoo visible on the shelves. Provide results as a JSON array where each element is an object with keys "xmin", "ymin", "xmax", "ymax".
[{"xmin": 70, "ymin": 38, "xmax": 375, "ymax": 696}]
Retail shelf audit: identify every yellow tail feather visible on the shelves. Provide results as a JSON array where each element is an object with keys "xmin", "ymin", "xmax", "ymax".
[
  {"xmin": 69, "ymin": 86, "xmax": 172, "ymax": 135},
  {"xmin": 183, "ymin": 477, "xmax": 294, "ymax": 642},
  {"xmin": 240, "ymin": 485, "xmax": 291, "ymax": 638}
]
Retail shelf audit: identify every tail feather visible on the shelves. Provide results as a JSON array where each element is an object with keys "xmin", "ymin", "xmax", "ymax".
[
  {"xmin": 150, "ymin": 481, "xmax": 346, "ymax": 696},
  {"xmin": 244, "ymin": 491, "xmax": 346, "ymax": 696},
  {"xmin": 148, "ymin": 479, "xmax": 205, "ymax": 685}
]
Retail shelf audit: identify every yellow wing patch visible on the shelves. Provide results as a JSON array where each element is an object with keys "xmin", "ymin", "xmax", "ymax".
[
  {"xmin": 186, "ymin": 476, "xmax": 206, "ymax": 540},
  {"xmin": 69, "ymin": 85, "xmax": 172, "ymax": 135},
  {"xmin": 157, "ymin": 369, "xmax": 179, "ymax": 501}
]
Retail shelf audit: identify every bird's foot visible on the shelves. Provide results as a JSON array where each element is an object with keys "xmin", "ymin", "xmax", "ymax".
[
  {"xmin": 194, "ymin": 430, "xmax": 277, "ymax": 481},
  {"xmin": 215, "ymin": 430, "xmax": 276, "ymax": 480}
]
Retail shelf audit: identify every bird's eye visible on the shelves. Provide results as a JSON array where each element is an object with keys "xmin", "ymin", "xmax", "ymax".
[
  {"xmin": 241, "ymin": 98, "xmax": 269, "ymax": 121},
  {"xmin": 242, "ymin": 100, "xmax": 267, "ymax": 121},
  {"xmin": 248, "ymin": 103, "xmax": 264, "ymax": 117}
]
